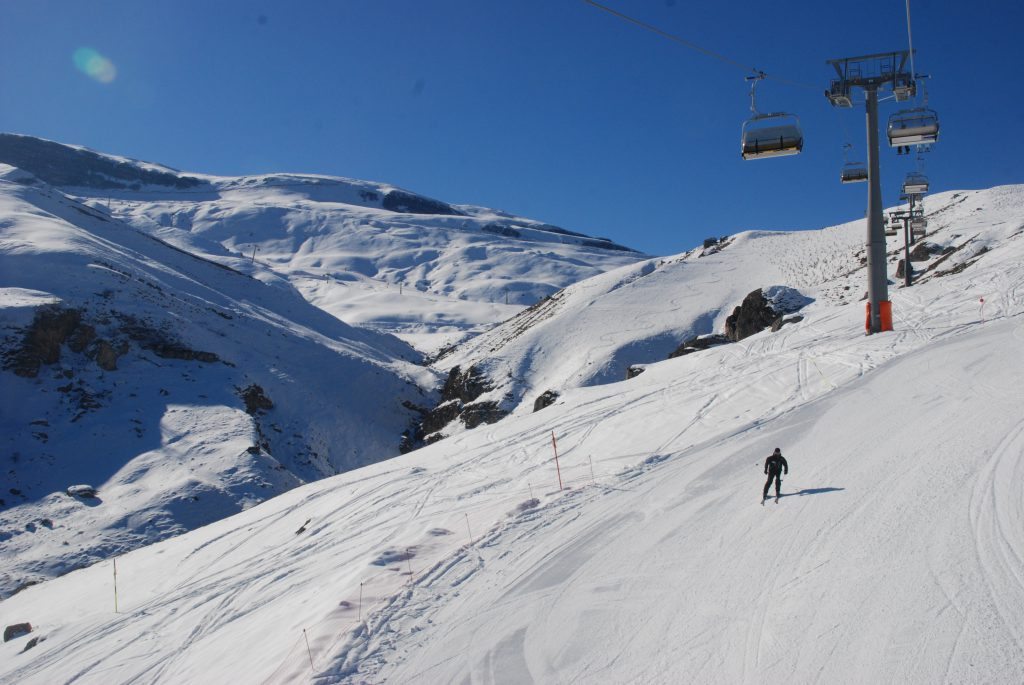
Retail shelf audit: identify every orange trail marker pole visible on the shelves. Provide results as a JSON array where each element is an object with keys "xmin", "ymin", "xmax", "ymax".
[{"xmin": 551, "ymin": 431, "xmax": 563, "ymax": 491}]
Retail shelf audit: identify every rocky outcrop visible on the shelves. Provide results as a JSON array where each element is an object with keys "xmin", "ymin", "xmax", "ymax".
[
  {"xmin": 3, "ymin": 623, "xmax": 32, "ymax": 642},
  {"xmin": 240, "ymin": 384, "xmax": 274, "ymax": 415},
  {"xmin": 626, "ymin": 365, "xmax": 646, "ymax": 379},
  {"xmin": 148, "ymin": 343, "xmax": 218, "ymax": 363},
  {"xmin": 533, "ymin": 390, "xmax": 560, "ymax": 412},
  {"xmin": 771, "ymin": 315, "xmax": 804, "ymax": 332},
  {"xmin": 3, "ymin": 305, "xmax": 215, "ymax": 379},
  {"xmin": 381, "ymin": 190, "xmax": 463, "ymax": 216},
  {"xmin": 668, "ymin": 334, "xmax": 731, "ymax": 359},
  {"xmin": 910, "ymin": 242, "xmax": 940, "ymax": 261},
  {"xmin": 0, "ymin": 133, "xmax": 204, "ymax": 190},
  {"xmin": 66, "ymin": 484, "xmax": 97, "ymax": 498},
  {"xmin": 440, "ymin": 365, "xmax": 491, "ymax": 405},
  {"xmin": 419, "ymin": 400, "xmax": 461, "ymax": 436},
  {"xmin": 482, "ymin": 224, "xmax": 521, "ymax": 239},
  {"xmin": 8, "ymin": 306, "xmax": 82, "ymax": 377},
  {"xmin": 724, "ymin": 287, "xmax": 812, "ymax": 342},
  {"xmin": 414, "ymin": 365, "xmax": 509, "ymax": 442},
  {"xmin": 462, "ymin": 402, "xmax": 506, "ymax": 429},
  {"xmin": 725, "ymin": 290, "xmax": 780, "ymax": 342},
  {"xmin": 669, "ymin": 287, "xmax": 810, "ymax": 361},
  {"xmin": 94, "ymin": 340, "xmax": 121, "ymax": 370}
]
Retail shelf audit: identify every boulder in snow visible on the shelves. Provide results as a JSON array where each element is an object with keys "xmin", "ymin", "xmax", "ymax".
[
  {"xmin": 3, "ymin": 623, "xmax": 32, "ymax": 642},
  {"xmin": 725, "ymin": 287, "xmax": 812, "ymax": 342},
  {"xmin": 65, "ymin": 484, "xmax": 97, "ymax": 499},
  {"xmin": 533, "ymin": 390, "xmax": 560, "ymax": 412}
]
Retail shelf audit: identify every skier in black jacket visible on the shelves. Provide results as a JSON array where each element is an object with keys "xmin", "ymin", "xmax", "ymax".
[{"xmin": 762, "ymin": 448, "xmax": 788, "ymax": 503}]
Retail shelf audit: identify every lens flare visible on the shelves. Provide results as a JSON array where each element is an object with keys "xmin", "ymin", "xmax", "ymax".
[{"xmin": 72, "ymin": 47, "xmax": 117, "ymax": 84}]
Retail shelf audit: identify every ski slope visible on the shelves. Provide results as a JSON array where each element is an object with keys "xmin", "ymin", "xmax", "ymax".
[{"xmin": 1, "ymin": 185, "xmax": 1021, "ymax": 683}]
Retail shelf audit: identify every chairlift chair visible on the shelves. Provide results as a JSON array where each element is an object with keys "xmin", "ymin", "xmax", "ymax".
[
  {"xmin": 838, "ymin": 143, "xmax": 867, "ymax": 183},
  {"xmin": 741, "ymin": 73, "xmax": 804, "ymax": 160},
  {"xmin": 884, "ymin": 214, "xmax": 899, "ymax": 236},
  {"xmin": 841, "ymin": 162, "xmax": 868, "ymax": 184},
  {"xmin": 888, "ymin": 107, "xmax": 940, "ymax": 147},
  {"xmin": 742, "ymin": 115, "xmax": 804, "ymax": 160},
  {"xmin": 902, "ymin": 171, "xmax": 929, "ymax": 195},
  {"xmin": 826, "ymin": 80, "xmax": 853, "ymax": 108}
]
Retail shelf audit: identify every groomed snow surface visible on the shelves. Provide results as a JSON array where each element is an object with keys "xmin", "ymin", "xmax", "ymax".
[{"xmin": 2, "ymin": 185, "xmax": 1024, "ymax": 683}]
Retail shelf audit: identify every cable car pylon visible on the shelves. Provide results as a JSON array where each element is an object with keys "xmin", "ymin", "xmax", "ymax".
[{"xmin": 826, "ymin": 51, "xmax": 917, "ymax": 334}]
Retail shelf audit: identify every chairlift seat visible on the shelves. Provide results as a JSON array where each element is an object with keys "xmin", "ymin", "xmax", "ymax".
[
  {"xmin": 888, "ymin": 108, "xmax": 940, "ymax": 147},
  {"xmin": 841, "ymin": 164, "xmax": 868, "ymax": 184},
  {"xmin": 902, "ymin": 172, "xmax": 929, "ymax": 195},
  {"xmin": 741, "ymin": 115, "xmax": 803, "ymax": 160},
  {"xmin": 827, "ymin": 81, "xmax": 853, "ymax": 108}
]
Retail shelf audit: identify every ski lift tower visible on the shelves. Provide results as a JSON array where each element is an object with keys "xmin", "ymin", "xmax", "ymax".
[{"xmin": 826, "ymin": 51, "xmax": 915, "ymax": 334}]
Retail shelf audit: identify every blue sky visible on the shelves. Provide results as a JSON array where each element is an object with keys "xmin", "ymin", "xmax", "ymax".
[{"xmin": 1, "ymin": 1, "xmax": 1020, "ymax": 255}]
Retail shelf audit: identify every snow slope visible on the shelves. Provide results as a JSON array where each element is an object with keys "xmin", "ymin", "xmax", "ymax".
[
  {"xmin": 432, "ymin": 185, "xmax": 1015, "ymax": 427},
  {"xmin": 0, "ymin": 134, "xmax": 647, "ymax": 354},
  {"xmin": 1, "ymin": 185, "xmax": 1021, "ymax": 683},
  {"xmin": 0, "ymin": 164, "xmax": 433, "ymax": 598}
]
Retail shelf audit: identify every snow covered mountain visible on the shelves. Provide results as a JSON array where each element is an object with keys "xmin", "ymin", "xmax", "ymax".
[
  {"xmin": 2, "ymin": 182, "xmax": 1021, "ymax": 683},
  {"xmin": 0, "ymin": 161, "xmax": 441, "ymax": 599},
  {"xmin": 0, "ymin": 134, "xmax": 647, "ymax": 601},
  {"xmin": 0, "ymin": 134, "xmax": 647, "ymax": 355}
]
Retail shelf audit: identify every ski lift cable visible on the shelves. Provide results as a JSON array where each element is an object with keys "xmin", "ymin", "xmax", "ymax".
[{"xmin": 582, "ymin": 0, "xmax": 817, "ymax": 90}]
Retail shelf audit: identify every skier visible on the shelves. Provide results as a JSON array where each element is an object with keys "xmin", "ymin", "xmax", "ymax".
[{"xmin": 762, "ymin": 447, "xmax": 788, "ymax": 504}]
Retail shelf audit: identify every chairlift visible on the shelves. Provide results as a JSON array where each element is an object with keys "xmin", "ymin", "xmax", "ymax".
[
  {"xmin": 888, "ymin": 107, "xmax": 940, "ymax": 147},
  {"xmin": 841, "ymin": 164, "xmax": 868, "ymax": 183},
  {"xmin": 884, "ymin": 213, "xmax": 900, "ymax": 236},
  {"xmin": 741, "ymin": 73, "xmax": 804, "ymax": 160},
  {"xmin": 838, "ymin": 143, "xmax": 867, "ymax": 183},
  {"xmin": 911, "ymin": 217, "xmax": 927, "ymax": 231},
  {"xmin": 902, "ymin": 171, "xmax": 929, "ymax": 195}
]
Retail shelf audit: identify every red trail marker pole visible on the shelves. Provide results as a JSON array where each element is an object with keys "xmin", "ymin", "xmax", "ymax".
[
  {"xmin": 551, "ymin": 431, "xmax": 563, "ymax": 491},
  {"xmin": 303, "ymin": 628, "xmax": 314, "ymax": 670}
]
